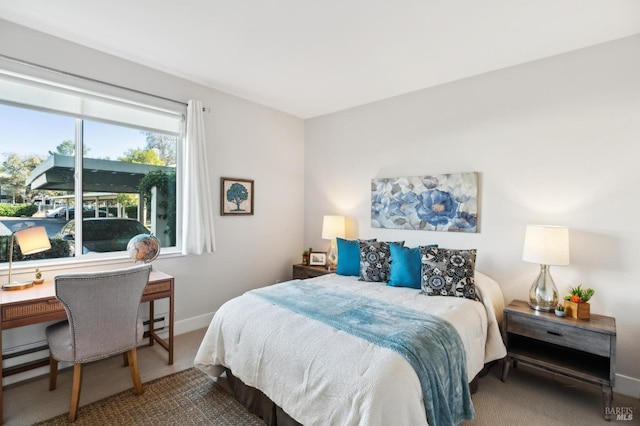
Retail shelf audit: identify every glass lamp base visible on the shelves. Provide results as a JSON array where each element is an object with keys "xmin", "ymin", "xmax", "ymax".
[
  {"xmin": 528, "ymin": 264, "xmax": 558, "ymax": 312},
  {"xmin": 327, "ymin": 240, "xmax": 337, "ymax": 271}
]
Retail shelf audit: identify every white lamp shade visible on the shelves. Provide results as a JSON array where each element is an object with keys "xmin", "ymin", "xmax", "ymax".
[
  {"xmin": 321, "ymin": 215, "xmax": 346, "ymax": 240},
  {"xmin": 14, "ymin": 226, "xmax": 51, "ymax": 255},
  {"xmin": 522, "ymin": 225, "xmax": 569, "ymax": 266}
]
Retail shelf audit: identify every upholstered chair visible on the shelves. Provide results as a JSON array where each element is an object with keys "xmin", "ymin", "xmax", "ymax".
[{"xmin": 46, "ymin": 264, "xmax": 151, "ymax": 422}]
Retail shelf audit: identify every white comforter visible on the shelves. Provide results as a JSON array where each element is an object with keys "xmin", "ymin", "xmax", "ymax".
[{"xmin": 194, "ymin": 272, "xmax": 507, "ymax": 426}]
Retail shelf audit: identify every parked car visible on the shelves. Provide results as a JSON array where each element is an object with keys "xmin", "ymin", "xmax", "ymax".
[
  {"xmin": 46, "ymin": 206, "xmax": 70, "ymax": 218},
  {"xmin": 46, "ymin": 206, "xmax": 109, "ymax": 219},
  {"xmin": 57, "ymin": 218, "xmax": 150, "ymax": 254}
]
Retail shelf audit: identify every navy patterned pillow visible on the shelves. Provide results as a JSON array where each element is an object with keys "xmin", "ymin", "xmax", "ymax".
[
  {"xmin": 419, "ymin": 246, "xmax": 478, "ymax": 300},
  {"xmin": 358, "ymin": 241, "xmax": 403, "ymax": 282}
]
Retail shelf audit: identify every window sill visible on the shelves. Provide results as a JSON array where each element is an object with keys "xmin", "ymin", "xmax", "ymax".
[{"xmin": 0, "ymin": 248, "xmax": 184, "ymax": 280}]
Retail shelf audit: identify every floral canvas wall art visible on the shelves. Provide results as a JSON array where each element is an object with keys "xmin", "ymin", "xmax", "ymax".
[{"xmin": 371, "ymin": 172, "xmax": 479, "ymax": 232}]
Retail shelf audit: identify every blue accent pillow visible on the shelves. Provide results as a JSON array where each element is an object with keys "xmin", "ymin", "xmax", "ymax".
[
  {"xmin": 336, "ymin": 238, "xmax": 375, "ymax": 276},
  {"xmin": 388, "ymin": 243, "xmax": 437, "ymax": 289}
]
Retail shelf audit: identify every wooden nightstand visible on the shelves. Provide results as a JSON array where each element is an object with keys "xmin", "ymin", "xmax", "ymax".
[
  {"xmin": 292, "ymin": 264, "xmax": 333, "ymax": 280},
  {"xmin": 502, "ymin": 300, "xmax": 616, "ymax": 420}
]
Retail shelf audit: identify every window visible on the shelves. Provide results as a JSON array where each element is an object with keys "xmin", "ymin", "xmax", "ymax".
[{"xmin": 0, "ymin": 68, "xmax": 183, "ymax": 266}]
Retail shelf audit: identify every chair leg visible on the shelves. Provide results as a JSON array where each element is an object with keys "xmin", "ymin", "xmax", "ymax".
[
  {"xmin": 127, "ymin": 348, "xmax": 144, "ymax": 395},
  {"xmin": 69, "ymin": 363, "xmax": 83, "ymax": 422},
  {"xmin": 49, "ymin": 355, "xmax": 58, "ymax": 391}
]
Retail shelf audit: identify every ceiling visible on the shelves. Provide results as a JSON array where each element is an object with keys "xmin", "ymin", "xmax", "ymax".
[{"xmin": 1, "ymin": 1, "xmax": 640, "ymax": 119}]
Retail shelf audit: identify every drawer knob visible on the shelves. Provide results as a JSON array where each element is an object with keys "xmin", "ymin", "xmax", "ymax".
[{"xmin": 547, "ymin": 330, "xmax": 562, "ymax": 337}]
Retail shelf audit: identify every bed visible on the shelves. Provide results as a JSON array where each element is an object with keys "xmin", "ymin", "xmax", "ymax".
[{"xmin": 194, "ymin": 269, "xmax": 507, "ymax": 426}]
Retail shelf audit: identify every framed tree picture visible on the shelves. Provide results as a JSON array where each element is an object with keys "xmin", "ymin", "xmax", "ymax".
[{"xmin": 221, "ymin": 177, "xmax": 254, "ymax": 215}]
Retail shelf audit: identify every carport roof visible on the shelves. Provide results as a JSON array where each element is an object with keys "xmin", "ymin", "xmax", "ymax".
[{"xmin": 26, "ymin": 153, "xmax": 173, "ymax": 193}]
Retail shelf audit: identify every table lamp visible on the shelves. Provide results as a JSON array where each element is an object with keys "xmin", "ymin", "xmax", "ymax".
[
  {"xmin": 321, "ymin": 215, "xmax": 345, "ymax": 271},
  {"xmin": 2, "ymin": 226, "xmax": 51, "ymax": 290},
  {"xmin": 522, "ymin": 225, "xmax": 569, "ymax": 311}
]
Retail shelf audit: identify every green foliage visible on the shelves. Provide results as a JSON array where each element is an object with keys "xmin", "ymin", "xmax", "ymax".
[
  {"xmin": 116, "ymin": 193, "xmax": 138, "ymax": 207},
  {"xmin": 142, "ymin": 132, "xmax": 177, "ymax": 166},
  {"xmin": 138, "ymin": 170, "xmax": 176, "ymax": 246},
  {"xmin": 48, "ymin": 140, "xmax": 88, "ymax": 156},
  {"xmin": 0, "ymin": 203, "xmax": 38, "ymax": 217},
  {"xmin": 0, "ymin": 153, "xmax": 44, "ymax": 202},
  {"xmin": 166, "ymin": 172, "xmax": 177, "ymax": 246},
  {"xmin": 119, "ymin": 148, "xmax": 164, "ymax": 165},
  {"xmin": 0, "ymin": 237, "xmax": 70, "ymax": 263},
  {"xmin": 138, "ymin": 170, "xmax": 170, "ymax": 210},
  {"xmin": 564, "ymin": 284, "xmax": 595, "ymax": 303}
]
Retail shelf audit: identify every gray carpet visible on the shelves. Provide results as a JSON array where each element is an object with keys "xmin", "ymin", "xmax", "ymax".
[{"xmin": 466, "ymin": 364, "xmax": 639, "ymax": 425}]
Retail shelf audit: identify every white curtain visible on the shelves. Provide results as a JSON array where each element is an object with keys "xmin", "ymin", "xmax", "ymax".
[{"xmin": 182, "ymin": 100, "xmax": 216, "ymax": 254}]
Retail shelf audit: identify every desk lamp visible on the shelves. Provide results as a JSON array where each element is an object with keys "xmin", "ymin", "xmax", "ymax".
[
  {"xmin": 2, "ymin": 226, "xmax": 51, "ymax": 290},
  {"xmin": 522, "ymin": 225, "xmax": 569, "ymax": 311},
  {"xmin": 322, "ymin": 215, "xmax": 345, "ymax": 271}
]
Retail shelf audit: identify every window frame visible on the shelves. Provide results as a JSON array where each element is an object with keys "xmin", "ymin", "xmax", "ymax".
[{"xmin": 0, "ymin": 66, "xmax": 186, "ymax": 275}]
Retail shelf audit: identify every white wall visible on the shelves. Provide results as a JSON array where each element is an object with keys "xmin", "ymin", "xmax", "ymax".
[
  {"xmin": 3, "ymin": 18, "xmax": 640, "ymax": 396},
  {"xmin": 305, "ymin": 34, "xmax": 640, "ymax": 397},
  {"xmin": 0, "ymin": 20, "xmax": 305, "ymax": 382}
]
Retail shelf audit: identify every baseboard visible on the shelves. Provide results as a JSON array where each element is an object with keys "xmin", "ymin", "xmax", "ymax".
[
  {"xmin": 615, "ymin": 373, "xmax": 640, "ymax": 398},
  {"xmin": 174, "ymin": 311, "xmax": 215, "ymax": 335}
]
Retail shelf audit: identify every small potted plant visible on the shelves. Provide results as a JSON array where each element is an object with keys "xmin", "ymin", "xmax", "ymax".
[
  {"xmin": 563, "ymin": 285, "xmax": 595, "ymax": 320},
  {"xmin": 302, "ymin": 247, "xmax": 313, "ymax": 265},
  {"xmin": 554, "ymin": 304, "xmax": 565, "ymax": 317},
  {"xmin": 33, "ymin": 267, "xmax": 44, "ymax": 285}
]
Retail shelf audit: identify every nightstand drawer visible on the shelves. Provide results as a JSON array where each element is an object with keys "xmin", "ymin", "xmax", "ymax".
[{"xmin": 507, "ymin": 314, "xmax": 610, "ymax": 357}]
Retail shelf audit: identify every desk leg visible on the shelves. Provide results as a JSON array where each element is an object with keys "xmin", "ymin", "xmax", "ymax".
[
  {"xmin": 147, "ymin": 299, "xmax": 173, "ymax": 365},
  {"xmin": 148, "ymin": 300, "xmax": 155, "ymax": 347},
  {"xmin": 168, "ymin": 289, "xmax": 174, "ymax": 365},
  {"xmin": 1, "ymin": 328, "xmax": 3, "ymax": 424}
]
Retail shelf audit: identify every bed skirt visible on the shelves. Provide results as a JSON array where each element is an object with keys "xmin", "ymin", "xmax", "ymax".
[
  {"xmin": 225, "ymin": 368, "xmax": 302, "ymax": 426},
  {"xmin": 224, "ymin": 367, "xmax": 480, "ymax": 426}
]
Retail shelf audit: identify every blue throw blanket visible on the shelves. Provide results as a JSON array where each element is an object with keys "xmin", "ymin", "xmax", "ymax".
[{"xmin": 250, "ymin": 280, "xmax": 474, "ymax": 426}]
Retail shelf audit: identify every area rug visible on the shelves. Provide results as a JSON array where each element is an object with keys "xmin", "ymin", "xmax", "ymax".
[{"xmin": 34, "ymin": 368, "xmax": 265, "ymax": 425}]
